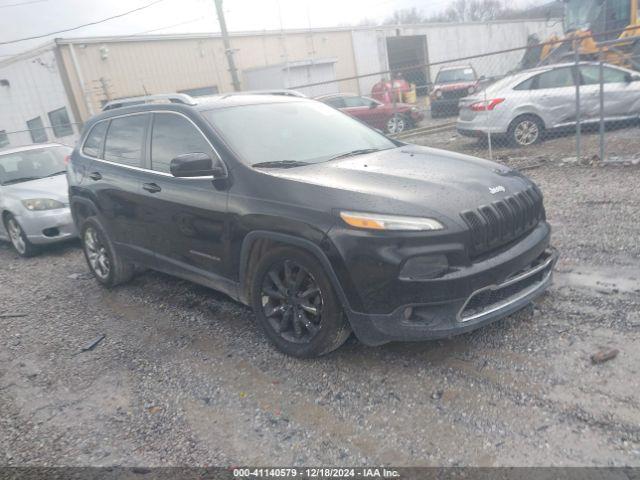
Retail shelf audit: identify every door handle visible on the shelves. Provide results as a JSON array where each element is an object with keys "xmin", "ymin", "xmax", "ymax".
[
  {"xmin": 88, "ymin": 172, "xmax": 102, "ymax": 181},
  {"xmin": 142, "ymin": 182, "xmax": 162, "ymax": 193}
]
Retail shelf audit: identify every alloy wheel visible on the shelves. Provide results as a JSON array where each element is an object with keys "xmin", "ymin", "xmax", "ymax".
[
  {"xmin": 387, "ymin": 115, "xmax": 406, "ymax": 134},
  {"xmin": 260, "ymin": 259, "xmax": 323, "ymax": 344},
  {"xmin": 84, "ymin": 226, "xmax": 111, "ymax": 280},
  {"xmin": 6, "ymin": 218, "xmax": 26, "ymax": 255},
  {"xmin": 514, "ymin": 120, "xmax": 539, "ymax": 146}
]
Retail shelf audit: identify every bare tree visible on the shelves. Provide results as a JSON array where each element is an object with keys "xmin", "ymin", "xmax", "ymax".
[
  {"xmin": 382, "ymin": 0, "xmax": 558, "ymax": 26},
  {"xmin": 383, "ymin": 7, "xmax": 427, "ymax": 25},
  {"xmin": 439, "ymin": 0, "xmax": 505, "ymax": 22}
]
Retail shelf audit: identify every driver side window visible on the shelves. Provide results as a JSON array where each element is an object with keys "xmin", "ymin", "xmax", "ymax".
[{"xmin": 150, "ymin": 113, "xmax": 215, "ymax": 174}]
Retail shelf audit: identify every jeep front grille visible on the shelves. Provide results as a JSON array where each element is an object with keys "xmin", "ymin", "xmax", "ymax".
[{"xmin": 461, "ymin": 186, "xmax": 545, "ymax": 258}]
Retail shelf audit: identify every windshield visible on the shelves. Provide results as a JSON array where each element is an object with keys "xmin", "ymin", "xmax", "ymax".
[
  {"xmin": 203, "ymin": 101, "xmax": 396, "ymax": 166},
  {"xmin": 0, "ymin": 146, "xmax": 70, "ymax": 186},
  {"xmin": 435, "ymin": 68, "xmax": 476, "ymax": 84},
  {"xmin": 564, "ymin": 0, "xmax": 602, "ymax": 32}
]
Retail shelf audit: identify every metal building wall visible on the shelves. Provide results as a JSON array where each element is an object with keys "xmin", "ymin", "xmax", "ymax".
[
  {"xmin": 0, "ymin": 47, "xmax": 79, "ymax": 149},
  {"xmin": 56, "ymin": 29, "xmax": 359, "ymax": 121}
]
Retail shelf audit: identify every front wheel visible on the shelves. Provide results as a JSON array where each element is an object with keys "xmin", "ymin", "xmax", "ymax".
[
  {"xmin": 508, "ymin": 115, "xmax": 544, "ymax": 147},
  {"xmin": 386, "ymin": 114, "xmax": 409, "ymax": 134},
  {"xmin": 251, "ymin": 247, "xmax": 351, "ymax": 357},
  {"xmin": 3, "ymin": 214, "xmax": 38, "ymax": 257}
]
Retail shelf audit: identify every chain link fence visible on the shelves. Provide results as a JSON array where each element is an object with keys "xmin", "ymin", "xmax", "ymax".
[
  {"xmin": 2, "ymin": 25, "xmax": 640, "ymax": 168},
  {"xmin": 290, "ymin": 27, "xmax": 640, "ymax": 167},
  {"xmin": 1, "ymin": 123, "xmax": 80, "ymax": 151}
]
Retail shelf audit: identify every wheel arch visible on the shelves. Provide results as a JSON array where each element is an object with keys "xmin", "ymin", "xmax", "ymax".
[
  {"xmin": 238, "ymin": 231, "xmax": 353, "ymax": 314},
  {"xmin": 70, "ymin": 197, "xmax": 99, "ymax": 229},
  {"xmin": 509, "ymin": 111, "xmax": 547, "ymax": 131}
]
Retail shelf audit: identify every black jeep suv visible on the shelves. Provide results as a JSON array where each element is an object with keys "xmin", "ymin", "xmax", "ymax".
[{"xmin": 68, "ymin": 93, "xmax": 557, "ymax": 357}]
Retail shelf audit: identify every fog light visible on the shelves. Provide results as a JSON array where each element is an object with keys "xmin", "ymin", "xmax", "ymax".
[{"xmin": 399, "ymin": 254, "xmax": 449, "ymax": 280}]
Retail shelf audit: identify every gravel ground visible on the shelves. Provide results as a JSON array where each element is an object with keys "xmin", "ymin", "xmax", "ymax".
[{"xmin": 1, "ymin": 153, "xmax": 640, "ymax": 466}]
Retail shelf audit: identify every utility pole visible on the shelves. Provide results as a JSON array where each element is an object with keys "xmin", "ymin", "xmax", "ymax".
[{"xmin": 214, "ymin": 0, "xmax": 241, "ymax": 91}]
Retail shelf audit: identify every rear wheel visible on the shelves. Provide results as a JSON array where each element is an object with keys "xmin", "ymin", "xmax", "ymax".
[
  {"xmin": 3, "ymin": 213, "xmax": 38, "ymax": 257},
  {"xmin": 251, "ymin": 247, "xmax": 351, "ymax": 357},
  {"xmin": 508, "ymin": 114, "xmax": 544, "ymax": 147},
  {"xmin": 81, "ymin": 217, "xmax": 134, "ymax": 287}
]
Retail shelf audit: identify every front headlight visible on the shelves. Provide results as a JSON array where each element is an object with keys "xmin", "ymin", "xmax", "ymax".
[
  {"xmin": 435, "ymin": 90, "xmax": 443, "ymax": 98},
  {"xmin": 340, "ymin": 211, "xmax": 444, "ymax": 231},
  {"xmin": 22, "ymin": 198, "xmax": 65, "ymax": 211}
]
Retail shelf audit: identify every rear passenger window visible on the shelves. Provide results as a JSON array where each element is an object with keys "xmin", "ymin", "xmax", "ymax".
[
  {"xmin": 82, "ymin": 121, "xmax": 108, "ymax": 158},
  {"xmin": 103, "ymin": 114, "xmax": 148, "ymax": 167},
  {"xmin": 150, "ymin": 113, "xmax": 214, "ymax": 174}
]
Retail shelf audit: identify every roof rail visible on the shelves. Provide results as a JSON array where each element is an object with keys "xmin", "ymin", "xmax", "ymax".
[
  {"xmin": 102, "ymin": 93, "xmax": 197, "ymax": 111},
  {"xmin": 219, "ymin": 89, "xmax": 307, "ymax": 99}
]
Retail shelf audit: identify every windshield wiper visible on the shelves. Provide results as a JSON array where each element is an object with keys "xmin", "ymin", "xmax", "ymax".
[
  {"xmin": 252, "ymin": 160, "xmax": 311, "ymax": 169},
  {"xmin": 45, "ymin": 170, "xmax": 67, "ymax": 177},
  {"xmin": 327, "ymin": 148, "xmax": 381, "ymax": 161},
  {"xmin": 2, "ymin": 176, "xmax": 41, "ymax": 185}
]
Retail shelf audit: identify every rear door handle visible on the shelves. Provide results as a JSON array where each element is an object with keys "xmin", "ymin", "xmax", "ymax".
[
  {"xmin": 88, "ymin": 172, "xmax": 102, "ymax": 181},
  {"xmin": 142, "ymin": 182, "xmax": 162, "ymax": 193}
]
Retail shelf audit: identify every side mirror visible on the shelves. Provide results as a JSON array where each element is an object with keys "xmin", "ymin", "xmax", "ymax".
[
  {"xmin": 369, "ymin": 101, "xmax": 378, "ymax": 109},
  {"xmin": 170, "ymin": 152, "xmax": 226, "ymax": 178}
]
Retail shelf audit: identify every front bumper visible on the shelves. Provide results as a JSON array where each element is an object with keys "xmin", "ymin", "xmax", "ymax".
[
  {"xmin": 347, "ymin": 247, "xmax": 557, "ymax": 345},
  {"xmin": 18, "ymin": 207, "xmax": 77, "ymax": 245},
  {"xmin": 431, "ymin": 98, "xmax": 463, "ymax": 113},
  {"xmin": 333, "ymin": 220, "xmax": 557, "ymax": 345}
]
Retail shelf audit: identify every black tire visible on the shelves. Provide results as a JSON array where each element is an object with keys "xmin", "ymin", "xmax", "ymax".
[
  {"xmin": 250, "ymin": 246, "xmax": 351, "ymax": 357},
  {"xmin": 3, "ymin": 213, "xmax": 38, "ymax": 257},
  {"xmin": 80, "ymin": 217, "xmax": 134, "ymax": 287},
  {"xmin": 507, "ymin": 114, "xmax": 544, "ymax": 147}
]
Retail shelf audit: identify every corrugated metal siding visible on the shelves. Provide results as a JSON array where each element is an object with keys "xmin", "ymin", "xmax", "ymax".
[{"xmin": 59, "ymin": 30, "xmax": 359, "ymax": 120}]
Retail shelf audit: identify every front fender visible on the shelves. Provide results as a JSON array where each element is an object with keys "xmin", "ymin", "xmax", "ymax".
[{"xmin": 238, "ymin": 230, "xmax": 355, "ymax": 313}]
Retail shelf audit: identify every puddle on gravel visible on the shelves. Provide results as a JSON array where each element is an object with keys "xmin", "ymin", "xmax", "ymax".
[{"xmin": 554, "ymin": 265, "xmax": 640, "ymax": 294}]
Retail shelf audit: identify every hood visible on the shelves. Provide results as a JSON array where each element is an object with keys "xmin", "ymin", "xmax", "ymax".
[
  {"xmin": 1, "ymin": 173, "xmax": 70, "ymax": 204},
  {"xmin": 260, "ymin": 146, "xmax": 534, "ymax": 227}
]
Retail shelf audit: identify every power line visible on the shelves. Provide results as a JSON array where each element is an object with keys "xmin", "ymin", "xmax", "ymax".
[
  {"xmin": 132, "ymin": 16, "xmax": 207, "ymax": 35},
  {"xmin": 0, "ymin": 0, "xmax": 47, "ymax": 9},
  {"xmin": 0, "ymin": 0, "xmax": 167, "ymax": 45}
]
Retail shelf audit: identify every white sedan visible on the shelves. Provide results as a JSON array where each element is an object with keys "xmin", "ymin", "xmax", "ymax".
[
  {"xmin": 457, "ymin": 62, "xmax": 640, "ymax": 147},
  {"xmin": 0, "ymin": 143, "xmax": 77, "ymax": 256}
]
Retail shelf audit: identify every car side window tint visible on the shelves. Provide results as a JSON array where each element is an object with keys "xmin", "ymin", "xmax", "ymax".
[
  {"xmin": 535, "ymin": 68, "xmax": 575, "ymax": 89},
  {"xmin": 325, "ymin": 97, "xmax": 346, "ymax": 108},
  {"xmin": 602, "ymin": 67, "xmax": 629, "ymax": 83},
  {"xmin": 151, "ymin": 113, "xmax": 214, "ymax": 174},
  {"xmin": 103, "ymin": 114, "xmax": 148, "ymax": 167},
  {"xmin": 580, "ymin": 66, "xmax": 629, "ymax": 85},
  {"xmin": 343, "ymin": 96, "xmax": 367, "ymax": 107},
  {"xmin": 82, "ymin": 121, "xmax": 108, "ymax": 158},
  {"xmin": 513, "ymin": 77, "xmax": 535, "ymax": 90}
]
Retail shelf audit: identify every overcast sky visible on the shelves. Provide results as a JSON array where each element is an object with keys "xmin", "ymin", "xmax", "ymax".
[{"xmin": 0, "ymin": 0, "xmax": 532, "ymax": 58}]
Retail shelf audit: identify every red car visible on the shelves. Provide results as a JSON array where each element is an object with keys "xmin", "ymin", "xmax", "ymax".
[
  {"xmin": 430, "ymin": 65, "xmax": 480, "ymax": 118},
  {"xmin": 316, "ymin": 93, "xmax": 423, "ymax": 134}
]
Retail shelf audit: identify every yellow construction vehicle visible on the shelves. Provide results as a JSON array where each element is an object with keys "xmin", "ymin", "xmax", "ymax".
[{"xmin": 521, "ymin": 0, "xmax": 640, "ymax": 70}]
